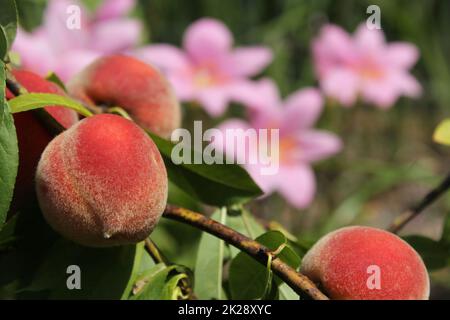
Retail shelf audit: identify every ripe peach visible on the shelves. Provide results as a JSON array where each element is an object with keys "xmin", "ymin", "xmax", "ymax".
[
  {"xmin": 6, "ymin": 70, "xmax": 78, "ymax": 214},
  {"xmin": 300, "ymin": 226, "xmax": 430, "ymax": 300},
  {"xmin": 68, "ymin": 54, "xmax": 181, "ymax": 138},
  {"xmin": 35, "ymin": 114, "xmax": 168, "ymax": 247}
]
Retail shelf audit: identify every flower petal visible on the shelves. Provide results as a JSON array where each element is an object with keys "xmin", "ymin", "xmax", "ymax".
[
  {"xmin": 133, "ymin": 44, "xmax": 190, "ymax": 71},
  {"xmin": 321, "ymin": 68, "xmax": 359, "ymax": 107},
  {"xmin": 231, "ymin": 78, "xmax": 281, "ymax": 112},
  {"xmin": 230, "ymin": 47, "xmax": 273, "ymax": 77},
  {"xmin": 282, "ymin": 87, "xmax": 323, "ymax": 131},
  {"xmin": 297, "ymin": 130, "xmax": 342, "ymax": 163},
  {"xmin": 184, "ymin": 18, "xmax": 233, "ymax": 62},
  {"xmin": 56, "ymin": 50, "xmax": 100, "ymax": 81},
  {"xmin": 354, "ymin": 23, "xmax": 385, "ymax": 52},
  {"xmin": 197, "ymin": 88, "xmax": 230, "ymax": 116},
  {"xmin": 90, "ymin": 19, "xmax": 141, "ymax": 53},
  {"xmin": 96, "ymin": 0, "xmax": 135, "ymax": 20},
  {"xmin": 12, "ymin": 28, "xmax": 56, "ymax": 76},
  {"xmin": 276, "ymin": 164, "xmax": 316, "ymax": 209},
  {"xmin": 386, "ymin": 42, "xmax": 420, "ymax": 69},
  {"xmin": 43, "ymin": 0, "xmax": 89, "ymax": 52},
  {"xmin": 312, "ymin": 24, "xmax": 355, "ymax": 76},
  {"xmin": 361, "ymin": 71, "xmax": 422, "ymax": 109}
]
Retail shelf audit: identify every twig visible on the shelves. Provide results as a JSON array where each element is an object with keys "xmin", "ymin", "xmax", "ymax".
[
  {"xmin": 389, "ymin": 172, "xmax": 450, "ymax": 233},
  {"xmin": 162, "ymin": 205, "xmax": 329, "ymax": 300},
  {"xmin": 144, "ymin": 238, "xmax": 169, "ymax": 265}
]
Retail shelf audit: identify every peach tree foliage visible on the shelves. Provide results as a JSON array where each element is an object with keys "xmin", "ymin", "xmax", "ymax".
[
  {"xmin": 1, "ymin": 0, "xmax": 449, "ymax": 301},
  {"xmin": 0, "ymin": 1, "xmax": 280, "ymax": 300}
]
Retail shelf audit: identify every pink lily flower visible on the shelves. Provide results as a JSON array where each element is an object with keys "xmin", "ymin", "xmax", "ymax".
[
  {"xmin": 133, "ymin": 18, "xmax": 273, "ymax": 116},
  {"xmin": 216, "ymin": 79, "xmax": 342, "ymax": 209},
  {"xmin": 312, "ymin": 23, "xmax": 421, "ymax": 108},
  {"xmin": 12, "ymin": 0, "xmax": 140, "ymax": 81}
]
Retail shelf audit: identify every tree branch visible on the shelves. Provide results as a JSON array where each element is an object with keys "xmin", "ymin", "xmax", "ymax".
[
  {"xmin": 5, "ymin": 71, "xmax": 327, "ymax": 299},
  {"xmin": 388, "ymin": 172, "xmax": 450, "ymax": 233},
  {"xmin": 162, "ymin": 205, "xmax": 329, "ymax": 300}
]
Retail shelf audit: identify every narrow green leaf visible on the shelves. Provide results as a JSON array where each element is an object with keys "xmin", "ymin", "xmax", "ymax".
[
  {"xmin": 228, "ymin": 231, "xmax": 301, "ymax": 300},
  {"xmin": 148, "ymin": 132, "xmax": 262, "ymax": 206},
  {"xmin": 131, "ymin": 265, "xmax": 174, "ymax": 300},
  {"xmin": 0, "ymin": 213, "xmax": 18, "ymax": 249},
  {"xmin": 161, "ymin": 273, "xmax": 188, "ymax": 300},
  {"xmin": 434, "ymin": 119, "xmax": 450, "ymax": 146},
  {"xmin": 0, "ymin": 61, "xmax": 19, "ymax": 228},
  {"xmin": 8, "ymin": 93, "xmax": 93, "ymax": 117},
  {"xmin": 278, "ymin": 283, "xmax": 299, "ymax": 300},
  {"xmin": 22, "ymin": 239, "xmax": 138, "ymax": 299},
  {"xmin": 0, "ymin": 27, "xmax": 7, "ymax": 61},
  {"xmin": 226, "ymin": 208, "xmax": 265, "ymax": 258},
  {"xmin": 194, "ymin": 208, "xmax": 227, "ymax": 299},
  {"xmin": 15, "ymin": 0, "xmax": 47, "ymax": 32},
  {"xmin": 167, "ymin": 180, "xmax": 201, "ymax": 212},
  {"xmin": 121, "ymin": 242, "xmax": 146, "ymax": 300},
  {"xmin": 45, "ymin": 72, "xmax": 67, "ymax": 92},
  {"xmin": 0, "ymin": 0, "xmax": 18, "ymax": 59},
  {"xmin": 404, "ymin": 235, "xmax": 449, "ymax": 271}
]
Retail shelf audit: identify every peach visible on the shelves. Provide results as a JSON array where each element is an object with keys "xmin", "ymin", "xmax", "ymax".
[
  {"xmin": 68, "ymin": 54, "xmax": 181, "ymax": 138},
  {"xmin": 35, "ymin": 114, "xmax": 168, "ymax": 247},
  {"xmin": 300, "ymin": 226, "xmax": 430, "ymax": 300},
  {"xmin": 6, "ymin": 70, "xmax": 78, "ymax": 214}
]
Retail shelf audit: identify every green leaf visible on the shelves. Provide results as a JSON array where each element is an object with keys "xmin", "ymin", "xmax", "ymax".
[
  {"xmin": 0, "ymin": 213, "xmax": 18, "ymax": 249},
  {"xmin": 131, "ymin": 265, "xmax": 174, "ymax": 300},
  {"xmin": 121, "ymin": 242, "xmax": 147, "ymax": 299},
  {"xmin": 194, "ymin": 208, "xmax": 227, "ymax": 299},
  {"xmin": 0, "ymin": 27, "xmax": 7, "ymax": 61},
  {"xmin": 8, "ymin": 93, "xmax": 93, "ymax": 117},
  {"xmin": 15, "ymin": 0, "xmax": 46, "ymax": 32},
  {"xmin": 167, "ymin": 180, "xmax": 201, "ymax": 212},
  {"xmin": 129, "ymin": 263, "xmax": 167, "ymax": 299},
  {"xmin": 433, "ymin": 119, "xmax": 450, "ymax": 146},
  {"xmin": 148, "ymin": 132, "xmax": 263, "ymax": 206},
  {"xmin": 161, "ymin": 273, "xmax": 188, "ymax": 300},
  {"xmin": 0, "ymin": 0, "xmax": 18, "ymax": 59},
  {"xmin": 228, "ymin": 231, "xmax": 301, "ymax": 300},
  {"xmin": 278, "ymin": 283, "xmax": 299, "ymax": 300},
  {"xmin": 45, "ymin": 72, "xmax": 67, "ymax": 92},
  {"xmin": 22, "ymin": 239, "xmax": 138, "ymax": 299},
  {"xmin": 0, "ymin": 61, "xmax": 19, "ymax": 228},
  {"xmin": 225, "ymin": 208, "xmax": 265, "ymax": 258},
  {"xmin": 404, "ymin": 235, "xmax": 449, "ymax": 271}
]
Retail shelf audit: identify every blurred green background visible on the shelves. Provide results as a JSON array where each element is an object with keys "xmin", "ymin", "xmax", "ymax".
[{"xmin": 14, "ymin": 0, "xmax": 450, "ymax": 298}]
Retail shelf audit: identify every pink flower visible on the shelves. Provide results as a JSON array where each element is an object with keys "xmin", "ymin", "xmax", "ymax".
[
  {"xmin": 312, "ymin": 24, "xmax": 421, "ymax": 108},
  {"xmin": 133, "ymin": 18, "xmax": 273, "ymax": 116},
  {"xmin": 12, "ymin": 0, "xmax": 140, "ymax": 81},
  {"xmin": 216, "ymin": 79, "xmax": 342, "ymax": 209}
]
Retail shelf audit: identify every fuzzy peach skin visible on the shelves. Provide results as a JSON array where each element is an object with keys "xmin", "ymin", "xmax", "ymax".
[
  {"xmin": 35, "ymin": 114, "xmax": 168, "ymax": 247},
  {"xmin": 300, "ymin": 226, "xmax": 430, "ymax": 300},
  {"xmin": 6, "ymin": 70, "xmax": 78, "ymax": 214},
  {"xmin": 68, "ymin": 54, "xmax": 181, "ymax": 138}
]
